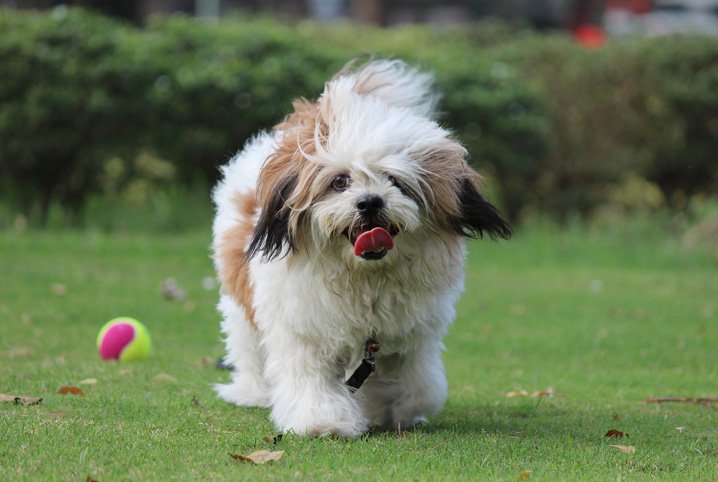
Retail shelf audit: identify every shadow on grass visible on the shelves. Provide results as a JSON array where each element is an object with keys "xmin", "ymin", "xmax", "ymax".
[{"xmin": 417, "ymin": 399, "xmax": 618, "ymax": 442}]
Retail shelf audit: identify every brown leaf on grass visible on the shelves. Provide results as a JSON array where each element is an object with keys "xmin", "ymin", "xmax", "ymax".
[
  {"xmin": 229, "ymin": 450, "xmax": 284, "ymax": 464},
  {"xmin": 506, "ymin": 389, "xmax": 529, "ymax": 398},
  {"xmin": 645, "ymin": 397, "xmax": 718, "ymax": 404},
  {"xmin": 85, "ymin": 475, "xmax": 98, "ymax": 482},
  {"xmin": 611, "ymin": 412, "xmax": 621, "ymax": 421},
  {"xmin": 506, "ymin": 388, "xmax": 555, "ymax": 398},
  {"xmin": 518, "ymin": 470, "xmax": 532, "ymax": 480},
  {"xmin": 605, "ymin": 429, "xmax": 629, "ymax": 439},
  {"xmin": 609, "ymin": 445, "xmax": 636, "ymax": 454},
  {"xmin": 0, "ymin": 393, "xmax": 43, "ymax": 406},
  {"xmin": 58, "ymin": 386, "xmax": 85, "ymax": 397},
  {"xmin": 531, "ymin": 388, "xmax": 555, "ymax": 398}
]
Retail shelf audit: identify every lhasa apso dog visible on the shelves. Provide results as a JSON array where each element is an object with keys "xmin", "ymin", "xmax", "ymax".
[{"xmin": 212, "ymin": 59, "xmax": 511, "ymax": 437}]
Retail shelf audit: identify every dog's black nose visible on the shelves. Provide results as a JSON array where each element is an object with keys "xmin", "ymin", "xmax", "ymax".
[{"xmin": 356, "ymin": 194, "xmax": 384, "ymax": 215}]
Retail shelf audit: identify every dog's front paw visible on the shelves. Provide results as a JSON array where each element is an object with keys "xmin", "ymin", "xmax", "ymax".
[
  {"xmin": 272, "ymin": 400, "xmax": 369, "ymax": 438},
  {"xmin": 293, "ymin": 418, "xmax": 368, "ymax": 439},
  {"xmin": 289, "ymin": 418, "xmax": 369, "ymax": 439}
]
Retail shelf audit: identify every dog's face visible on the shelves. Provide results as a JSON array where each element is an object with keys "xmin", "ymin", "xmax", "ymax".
[
  {"xmin": 246, "ymin": 62, "xmax": 511, "ymax": 264},
  {"xmin": 310, "ymin": 165, "xmax": 418, "ymax": 261}
]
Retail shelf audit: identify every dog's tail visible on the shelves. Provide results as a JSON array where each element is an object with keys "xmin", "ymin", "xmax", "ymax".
[{"xmin": 334, "ymin": 57, "xmax": 439, "ymax": 120}]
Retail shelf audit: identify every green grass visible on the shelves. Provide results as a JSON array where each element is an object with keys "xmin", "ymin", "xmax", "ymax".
[{"xmin": 1, "ymin": 224, "xmax": 717, "ymax": 481}]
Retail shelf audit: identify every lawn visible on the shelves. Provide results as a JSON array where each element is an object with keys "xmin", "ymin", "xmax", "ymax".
[{"xmin": 1, "ymin": 223, "xmax": 716, "ymax": 481}]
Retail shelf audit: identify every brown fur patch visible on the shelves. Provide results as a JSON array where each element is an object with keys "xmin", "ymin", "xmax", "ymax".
[
  {"xmin": 256, "ymin": 98, "xmax": 331, "ymax": 253},
  {"xmin": 216, "ymin": 191, "xmax": 259, "ymax": 329},
  {"xmin": 419, "ymin": 139, "xmax": 477, "ymax": 229}
]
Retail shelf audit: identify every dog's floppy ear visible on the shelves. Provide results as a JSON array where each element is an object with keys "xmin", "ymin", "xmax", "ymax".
[
  {"xmin": 453, "ymin": 173, "xmax": 512, "ymax": 240},
  {"xmin": 246, "ymin": 170, "xmax": 298, "ymax": 261},
  {"xmin": 247, "ymin": 94, "xmax": 329, "ymax": 261},
  {"xmin": 420, "ymin": 138, "xmax": 512, "ymax": 240}
]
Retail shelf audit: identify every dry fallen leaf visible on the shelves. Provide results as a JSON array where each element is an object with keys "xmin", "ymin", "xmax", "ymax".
[
  {"xmin": 506, "ymin": 388, "xmax": 555, "ymax": 398},
  {"xmin": 229, "ymin": 450, "xmax": 284, "ymax": 464},
  {"xmin": 605, "ymin": 429, "xmax": 629, "ymax": 439},
  {"xmin": 78, "ymin": 378, "xmax": 98, "ymax": 385},
  {"xmin": 58, "ymin": 386, "xmax": 85, "ymax": 397},
  {"xmin": 50, "ymin": 283, "xmax": 68, "ymax": 296},
  {"xmin": 611, "ymin": 412, "xmax": 621, "ymax": 421},
  {"xmin": 506, "ymin": 389, "xmax": 529, "ymax": 398},
  {"xmin": 152, "ymin": 373, "xmax": 177, "ymax": 384},
  {"xmin": 609, "ymin": 445, "xmax": 636, "ymax": 454},
  {"xmin": 0, "ymin": 393, "xmax": 43, "ymax": 406},
  {"xmin": 531, "ymin": 388, "xmax": 555, "ymax": 398},
  {"xmin": 518, "ymin": 470, "xmax": 532, "ymax": 480}
]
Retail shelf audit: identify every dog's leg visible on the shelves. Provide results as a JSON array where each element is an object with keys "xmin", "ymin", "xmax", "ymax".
[
  {"xmin": 361, "ymin": 338, "xmax": 447, "ymax": 430},
  {"xmin": 263, "ymin": 332, "xmax": 369, "ymax": 438},
  {"xmin": 214, "ymin": 295, "xmax": 270, "ymax": 407}
]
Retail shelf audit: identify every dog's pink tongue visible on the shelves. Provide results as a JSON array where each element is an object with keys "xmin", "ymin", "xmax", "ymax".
[{"xmin": 354, "ymin": 227, "xmax": 394, "ymax": 257}]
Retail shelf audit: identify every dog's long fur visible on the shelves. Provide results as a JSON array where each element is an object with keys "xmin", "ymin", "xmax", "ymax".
[{"xmin": 212, "ymin": 59, "xmax": 510, "ymax": 437}]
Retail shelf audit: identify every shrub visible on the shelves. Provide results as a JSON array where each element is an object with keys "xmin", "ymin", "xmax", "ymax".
[
  {"xmin": 0, "ymin": 8, "xmax": 141, "ymax": 222},
  {"xmin": 0, "ymin": 8, "xmax": 546, "ymax": 226},
  {"xmin": 0, "ymin": 7, "xmax": 716, "ymax": 229},
  {"xmin": 494, "ymin": 34, "xmax": 718, "ymax": 218},
  {"xmin": 638, "ymin": 37, "xmax": 718, "ymax": 204}
]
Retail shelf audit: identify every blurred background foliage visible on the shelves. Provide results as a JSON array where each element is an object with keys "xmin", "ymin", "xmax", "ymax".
[{"xmin": 0, "ymin": 7, "xmax": 716, "ymax": 232}]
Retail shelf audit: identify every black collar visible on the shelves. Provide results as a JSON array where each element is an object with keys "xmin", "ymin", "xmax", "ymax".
[{"xmin": 345, "ymin": 338, "xmax": 379, "ymax": 391}]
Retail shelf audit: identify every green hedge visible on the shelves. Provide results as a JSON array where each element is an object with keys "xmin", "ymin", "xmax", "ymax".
[
  {"xmin": 1, "ymin": 7, "xmax": 716, "ymax": 228},
  {"xmin": 494, "ymin": 35, "xmax": 718, "ymax": 218},
  {"xmin": 0, "ymin": 8, "xmax": 546, "ymax": 225}
]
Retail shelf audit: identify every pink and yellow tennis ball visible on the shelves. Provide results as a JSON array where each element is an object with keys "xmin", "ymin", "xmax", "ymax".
[{"xmin": 97, "ymin": 317, "xmax": 152, "ymax": 361}]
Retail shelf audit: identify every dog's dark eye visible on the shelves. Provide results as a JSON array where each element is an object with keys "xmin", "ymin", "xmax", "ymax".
[
  {"xmin": 331, "ymin": 174, "xmax": 350, "ymax": 192},
  {"xmin": 388, "ymin": 175, "xmax": 401, "ymax": 188}
]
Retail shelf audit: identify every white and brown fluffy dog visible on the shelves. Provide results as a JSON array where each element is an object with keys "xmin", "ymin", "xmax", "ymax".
[{"xmin": 212, "ymin": 59, "xmax": 510, "ymax": 437}]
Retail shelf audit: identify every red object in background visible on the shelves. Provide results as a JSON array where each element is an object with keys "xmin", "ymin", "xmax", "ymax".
[{"xmin": 574, "ymin": 24, "xmax": 607, "ymax": 49}]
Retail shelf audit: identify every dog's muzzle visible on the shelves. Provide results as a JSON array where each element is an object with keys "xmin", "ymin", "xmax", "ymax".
[{"xmin": 343, "ymin": 195, "xmax": 399, "ymax": 260}]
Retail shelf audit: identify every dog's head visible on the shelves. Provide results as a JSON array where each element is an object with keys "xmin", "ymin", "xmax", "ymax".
[{"xmin": 247, "ymin": 59, "xmax": 511, "ymax": 264}]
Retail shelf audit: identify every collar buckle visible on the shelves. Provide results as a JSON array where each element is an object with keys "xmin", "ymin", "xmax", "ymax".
[{"xmin": 345, "ymin": 338, "xmax": 380, "ymax": 391}]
